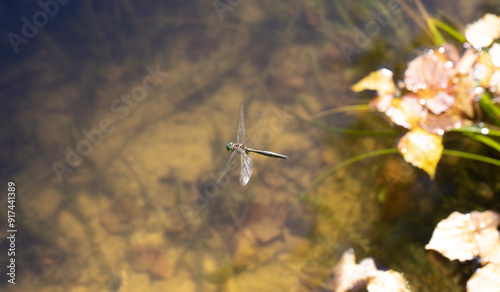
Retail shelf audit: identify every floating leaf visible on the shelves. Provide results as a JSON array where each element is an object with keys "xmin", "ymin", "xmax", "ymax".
[
  {"xmin": 469, "ymin": 210, "xmax": 500, "ymax": 229},
  {"xmin": 489, "ymin": 71, "xmax": 500, "ymax": 95},
  {"xmin": 421, "ymin": 108, "xmax": 470, "ymax": 135},
  {"xmin": 471, "ymin": 210, "xmax": 500, "ymax": 263},
  {"xmin": 455, "ymin": 73, "xmax": 476, "ymax": 118},
  {"xmin": 351, "ymin": 68, "xmax": 396, "ymax": 95},
  {"xmin": 370, "ymin": 94, "xmax": 427, "ymax": 130},
  {"xmin": 476, "ymin": 227, "xmax": 500, "ymax": 263},
  {"xmin": 331, "ymin": 250, "xmax": 378, "ymax": 292},
  {"xmin": 369, "ymin": 94, "xmax": 394, "ymax": 112},
  {"xmin": 467, "ymin": 263, "xmax": 500, "ymax": 292},
  {"xmin": 385, "ymin": 95, "xmax": 427, "ymax": 129},
  {"xmin": 465, "ymin": 14, "xmax": 500, "ymax": 49},
  {"xmin": 397, "ymin": 128, "xmax": 443, "ymax": 178},
  {"xmin": 425, "ymin": 91, "xmax": 455, "ymax": 115},
  {"xmin": 456, "ymin": 49, "xmax": 478, "ymax": 75},
  {"xmin": 473, "ymin": 52, "xmax": 495, "ymax": 87},
  {"xmin": 425, "ymin": 211, "xmax": 500, "ymax": 262},
  {"xmin": 425, "ymin": 212, "xmax": 478, "ymax": 261},
  {"xmin": 367, "ymin": 271, "xmax": 412, "ymax": 292},
  {"xmin": 490, "ymin": 43, "xmax": 500, "ymax": 67},
  {"xmin": 331, "ymin": 250, "xmax": 413, "ymax": 292},
  {"xmin": 403, "ymin": 49, "xmax": 455, "ymax": 98}
]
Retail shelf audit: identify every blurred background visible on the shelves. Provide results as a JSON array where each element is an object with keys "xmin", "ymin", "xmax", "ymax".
[{"xmin": 1, "ymin": 0, "xmax": 500, "ymax": 291}]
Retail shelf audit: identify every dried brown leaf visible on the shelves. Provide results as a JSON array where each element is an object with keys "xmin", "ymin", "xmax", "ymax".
[
  {"xmin": 456, "ymin": 49, "xmax": 478, "ymax": 75},
  {"xmin": 425, "ymin": 212, "xmax": 478, "ymax": 261},
  {"xmin": 426, "ymin": 211, "xmax": 500, "ymax": 262},
  {"xmin": 465, "ymin": 14, "xmax": 500, "ymax": 49},
  {"xmin": 476, "ymin": 227, "xmax": 500, "ymax": 264},
  {"xmin": 351, "ymin": 69, "xmax": 396, "ymax": 95},
  {"xmin": 367, "ymin": 270, "xmax": 412, "ymax": 292},
  {"xmin": 332, "ymin": 250, "xmax": 378, "ymax": 292},
  {"xmin": 467, "ymin": 263, "xmax": 500, "ymax": 292},
  {"xmin": 425, "ymin": 91, "xmax": 455, "ymax": 115},
  {"xmin": 384, "ymin": 95, "xmax": 426, "ymax": 129},
  {"xmin": 369, "ymin": 94, "xmax": 394, "ymax": 112},
  {"xmin": 404, "ymin": 51, "xmax": 455, "ymax": 98},
  {"xmin": 421, "ymin": 109, "xmax": 470, "ymax": 135},
  {"xmin": 473, "ymin": 53, "xmax": 495, "ymax": 87},
  {"xmin": 397, "ymin": 128, "xmax": 443, "ymax": 178},
  {"xmin": 455, "ymin": 74, "xmax": 476, "ymax": 118},
  {"xmin": 470, "ymin": 210, "xmax": 500, "ymax": 263},
  {"xmin": 491, "ymin": 43, "xmax": 500, "ymax": 67},
  {"xmin": 470, "ymin": 210, "xmax": 500, "ymax": 229}
]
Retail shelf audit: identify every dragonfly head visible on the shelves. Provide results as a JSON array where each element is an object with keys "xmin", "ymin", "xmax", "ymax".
[{"xmin": 226, "ymin": 142, "xmax": 233, "ymax": 152}]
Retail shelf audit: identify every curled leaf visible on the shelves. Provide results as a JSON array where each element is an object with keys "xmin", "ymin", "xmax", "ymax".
[
  {"xmin": 425, "ymin": 91, "xmax": 455, "ymax": 115},
  {"xmin": 473, "ymin": 52, "xmax": 495, "ymax": 87},
  {"xmin": 467, "ymin": 263, "xmax": 500, "ymax": 292},
  {"xmin": 351, "ymin": 68, "xmax": 396, "ymax": 95},
  {"xmin": 332, "ymin": 250, "xmax": 378, "ymax": 292},
  {"xmin": 367, "ymin": 271, "xmax": 412, "ymax": 292},
  {"xmin": 489, "ymin": 70, "xmax": 500, "ymax": 96},
  {"xmin": 465, "ymin": 14, "xmax": 500, "ymax": 49},
  {"xmin": 369, "ymin": 94, "xmax": 394, "ymax": 112},
  {"xmin": 426, "ymin": 212, "xmax": 479, "ymax": 261},
  {"xmin": 397, "ymin": 128, "xmax": 443, "ymax": 178},
  {"xmin": 404, "ymin": 50, "xmax": 455, "ymax": 97},
  {"xmin": 456, "ymin": 49, "xmax": 478, "ymax": 75},
  {"xmin": 469, "ymin": 210, "xmax": 500, "ymax": 229},
  {"xmin": 489, "ymin": 43, "xmax": 500, "ymax": 67},
  {"xmin": 421, "ymin": 107, "xmax": 470, "ymax": 134},
  {"xmin": 331, "ymin": 250, "xmax": 413, "ymax": 292},
  {"xmin": 476, "ymin": 227, "xmax": 500, "ymax": 264},
  {"xmin": 384, "ymin": 95, "xmax": 426, "ymax": 129},
  {"xmin": 425, "ymin": 211, "xmax": 500, "ymax": 262},
  {"xmin": 471, "ymin": 210, "xmax": 500, "ymax": 263},
  {"xmin": 455, "ymin": 73, "xmax": 476, "ymax": 118}
]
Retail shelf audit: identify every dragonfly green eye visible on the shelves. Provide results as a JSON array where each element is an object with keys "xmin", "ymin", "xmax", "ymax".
[{"xmin": 226, "ymin": 142, "xmax": 232, "ymax": 151}]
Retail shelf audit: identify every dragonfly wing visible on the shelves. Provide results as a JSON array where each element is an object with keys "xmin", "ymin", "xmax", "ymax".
[
  {"xmin": 216, "ymin": 151, "xmax": 237, "ymax": 185},
  {"xmin": 237, "ymin": 103, "xmax": 245, "ymax": 144},
  {"xmin": 240, "ymin": 152, "xmax": 253, "ymax": 186}
]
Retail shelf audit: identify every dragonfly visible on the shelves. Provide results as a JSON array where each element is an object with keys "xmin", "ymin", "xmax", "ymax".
[{"xmin": 218, "ymin": 104, "xmax": 289, "ymax": 186}]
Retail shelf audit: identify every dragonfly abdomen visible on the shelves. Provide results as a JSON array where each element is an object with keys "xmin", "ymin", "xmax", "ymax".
[{"xmin": 245, "ymin": 148, "xmax": 289, "ymax": 159}]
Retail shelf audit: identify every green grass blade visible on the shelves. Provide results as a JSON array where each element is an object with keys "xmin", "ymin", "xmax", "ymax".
[
  {"xmin": 432, "ymin": 18, "xmax": 466, "ymax": 43},
  {"xmin": 442, "ymin": 149, "xmax": 500, "ymax": 166},
  {"xmin": 453, "ymin": 124, "xmax": 500, "ymax": 153},
  {"xmin": 463, "ymin": 133, "xmax": 500, "ymax": 152},
  {"xmin": 300, "ymin": 148, "xmax": 500, "ymax": 197},
  {"xmin": 479, "ymin": 92, "xmax": 500, "ymax": 126},
  {"xmin": 427, "ymin": 18, "xmax": 446, "ymax": 46},
  {"xmin": 451, "ymin": 125, "xmax": 500, "ymax": 137}
]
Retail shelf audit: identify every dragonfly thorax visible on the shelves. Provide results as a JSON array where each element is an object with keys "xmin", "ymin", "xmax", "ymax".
[{"xmin": 226, "ymin": 142, "xmax": 246, "ymax": 154}]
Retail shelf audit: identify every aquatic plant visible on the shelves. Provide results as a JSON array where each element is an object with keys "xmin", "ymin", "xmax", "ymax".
[
  {"xmin": 299, "ymin": 13, "xmax": 500, "ymax": 186},
  {"xmin": 352, "ymin": 13, "xmax": 500, "ymax": 178}
]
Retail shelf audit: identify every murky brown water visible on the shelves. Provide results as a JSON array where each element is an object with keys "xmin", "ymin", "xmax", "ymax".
[{"xmin": 1, "ymin": 1, "xmax": 499, "ymax": 291}]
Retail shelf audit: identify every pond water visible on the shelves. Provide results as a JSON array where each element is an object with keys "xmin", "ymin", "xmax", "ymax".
[{"xmin": 1, "ymin": 1, "xmax": 499, "ymax": 291}]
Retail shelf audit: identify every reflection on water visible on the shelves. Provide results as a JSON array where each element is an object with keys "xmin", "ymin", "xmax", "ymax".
[{"xmin": 1, "ymin": 0, "xmax": 499, "ymax": 291}]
